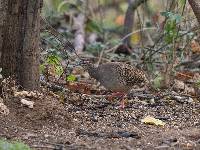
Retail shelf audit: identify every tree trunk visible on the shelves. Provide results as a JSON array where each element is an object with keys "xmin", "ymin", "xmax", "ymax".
[
  {"xmin": 123, "ymin": 0, "xmax": 135, "ymax": 46},
  {"xmin": 188, "ymin": 0, "xmax": 200, "ymax": 25},
  {"xmin": 0, "ymin": 0, "xmax": 8, "ymax": 59},
  {"xmin": 123, "ymin": 0, "xmax": 148, "ymax": 46},
  {"xmin": 0, "ymin": 0, "xmax": 42, "ymax": 90}
]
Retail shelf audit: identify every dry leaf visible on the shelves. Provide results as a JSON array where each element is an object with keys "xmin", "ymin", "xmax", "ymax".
[
  {"xmin": 141, "ymin": 116, "xmax": 165, "ymax": 126},
  {"xmin": 67, "ymin": 82, "xmax": 92, "ymax": 94},
  {"xmin": 176, "ymin": 72, "xmax": 193, "ymax": 81},
  {"xmin": 191, "ymin": 40, "xmax": 200, "ymax": 53},
  {"xmin": 184, "ymin": 86, "xmax": 195, "ymax": 95},
  {"xmin": 174, "ymin": 79, "xmax": 185, "ymax": 90},
  {"xmin": 173, "ymin": 79, "xmax": 195, "ymax": 95},
  {"xmin": 14, "ymin": 91, "xmax": 29, "ymax": 97},
  {"xmin": 115, "ymin": 15, "xmax": 124, "ymax": 26},
  {"xmin": 131, "ymin": 32, "xmax": 141, "ymax": 45},
  {"xmin": 72, "ymin": 66, "xmax": 85, "ymax": 75}
]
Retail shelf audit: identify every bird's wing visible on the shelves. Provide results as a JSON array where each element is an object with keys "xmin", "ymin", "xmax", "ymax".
[{"xmin": 119, "ymin": 64, "xmax": 146, "ymax": 86}]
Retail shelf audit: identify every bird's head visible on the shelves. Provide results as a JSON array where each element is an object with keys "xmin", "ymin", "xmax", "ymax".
[{"xmin": 78, "ymin": 59, "xmax": 99, "ymax": 79}]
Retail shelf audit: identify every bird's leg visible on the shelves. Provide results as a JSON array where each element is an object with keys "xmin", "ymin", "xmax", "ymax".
[
  {"xmin": 106, "ymin": 92, "xmax": 126, "ymax": 101},
  {"xmin": 119, "ymin": 94, "xmax": 129, "ymax": 109},
  {"xmin": 120, "ymin": 98, "xmax": 126, "ymax": 109}
]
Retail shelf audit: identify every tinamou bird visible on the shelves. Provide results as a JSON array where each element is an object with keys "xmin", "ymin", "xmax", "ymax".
[{"xmin": 82, "ymin": 61, "xmax": 149, "ymax": 108}]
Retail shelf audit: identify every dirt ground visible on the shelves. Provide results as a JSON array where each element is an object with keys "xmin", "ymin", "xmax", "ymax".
[{"xmin": 0, "ymin": 85, "xmax": 200, "ymax": 150}]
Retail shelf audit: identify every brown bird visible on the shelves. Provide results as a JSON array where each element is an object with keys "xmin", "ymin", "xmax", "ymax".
[{"xmin": 82, "ymin": 61, "xmax": 149, "ymax": 108}]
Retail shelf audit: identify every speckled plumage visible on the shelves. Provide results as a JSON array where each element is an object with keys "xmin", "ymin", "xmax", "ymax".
[{"xmin": 84, "ymin": 62, "xmax": 149, "ymax": 92}]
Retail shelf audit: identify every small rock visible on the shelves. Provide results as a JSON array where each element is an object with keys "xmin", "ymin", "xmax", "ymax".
[
  {"xmin": 20, "ymin": 99, "xmax": 34, "ymax": 108},
  {"xmin": 24, "ymin": 133, "xmax": 37, "ymax": 140},
  {"xmin": 91, "ymin": 113, "xmax": 98, "ymax": 122},
  {"xmin": 0, "ymin": 102, "xmax": 9, "ymax": 115},
  {"xmin": 155, "ymin": 145, "xmax": 170, "ymax": 149},
  {"xmin": 150, "ymin": 98, "xmax": 155, "ymax": 104},
  {"xmin": 187, "ymin": 97, "xmax": 193, "ymax": 103},
  {"xmin": 174, "ymin": 79, "xmax": 185, "ymax": 90}
]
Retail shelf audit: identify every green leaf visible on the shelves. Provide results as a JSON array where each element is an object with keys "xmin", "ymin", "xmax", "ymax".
[
  {"xmin": 86, "ymin": 42, "xmax": 106, "ymax": 55},
  {"xmin": 57, "ymin": 1, "xmax": 70, "ymax": 12},
  {"xmin": 164, "ymin": 20, "xmax": 178, "ymax": 44},
  {"xmin": 39, "ymin": 64, "xmax": 45, "ymax": 74},
  {"xmin": 178, "ymin": 0, "xmax": 186, "ymax": 9},
  {"xmin": 153, "ymin": 74, "xmax": 163, "ymax": 89},
  {"xmin": 195, "ymin": 80, "xmax": 200, "ymax": 88},
  {"xmin": 55, "ymin": 65, "xmax": 64, "ymax": 76},
  {"xmin": 66, "ymin": 74, "xmax": 76, "ymax": 82},
  {"xmin": 47, "ymin": 54, "xmax": 61, "ymax": 66},
  {"xmin": 86, "ymin": 19, "xmax": 103, "ymax": 34},
  {"xmin": 160, "ymin": 11, "xmax": 171, "ymax": 17},
  {"xmin": 160, "ymin": 11, "xmax": 182, "ymax": 23}
]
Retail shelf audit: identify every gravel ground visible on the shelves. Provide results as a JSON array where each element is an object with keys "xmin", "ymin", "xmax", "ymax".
[{"xmin": 0, "ymin": 87, "xmax": 200, "ymax": 150}]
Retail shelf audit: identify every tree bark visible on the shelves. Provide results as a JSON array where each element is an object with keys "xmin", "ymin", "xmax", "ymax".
[
  {"xmin": 123, "ymin": 0, "xmax": 135, "ymax": 46},
  {"xmin": 188, "ymin": 0, "xmax": 200, "ymax": 25},
  {"xmin": 123, "ymin": 0, "xmax": 148, "ymax": 46},
  {"xmin": 0, "ymin": 0, "xmax": 42, "ymax": 90},
  {"xmin": 0, "ymin": 0, "xmax": 8, "ymax": 59}
]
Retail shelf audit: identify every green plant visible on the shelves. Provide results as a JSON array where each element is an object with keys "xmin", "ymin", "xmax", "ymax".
[
  {"xmin": 161, "ymin": 11, "xmax": 182, "ymax": 44},
  {"xmin": 195, "ymin": 80, "xmax": 200, "ymax": 88},
  {"xmin": 152, "ymin": 73, "xmax": 164, "ymax": 89},
  {"xmin": 0, "ymin": 139, "xmax": 31, "ymax": 150},
  {"xmin": 66, "ymin": 74, "xmax": 77, "ymax": 82},
  {"xmin": 40, "ymin": 49, "xmax": 64, "ymax": 77},
  {"xmin": 86, "ymin": 42, "xmax": 106, "ymax": 55},
  {"xmin": 86, "ymin": 19, "xmax": 104, "ymax": 35}
]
